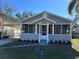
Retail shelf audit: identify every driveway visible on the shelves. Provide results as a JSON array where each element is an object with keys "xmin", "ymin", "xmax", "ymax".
[{"xmin": 0, "ymin": 39, "xmax": 13, "ymax": 46}]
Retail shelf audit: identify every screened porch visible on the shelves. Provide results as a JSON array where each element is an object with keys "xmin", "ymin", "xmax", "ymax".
[{"xmin": 21, "ymin": 24, "xmax": 71, "ymax": 35}]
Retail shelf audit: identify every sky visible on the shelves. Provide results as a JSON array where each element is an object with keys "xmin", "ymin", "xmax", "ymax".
[{"xmin": 2, "ymin": 0, "xmax": 73, "ymax": 19}]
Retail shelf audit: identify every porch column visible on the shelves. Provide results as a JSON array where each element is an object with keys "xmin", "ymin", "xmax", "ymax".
[
  {"xmin": 39, "ymin": 23, "xmax": 41, "ymax": 43},
  {"xmin": 52, "ymin": 24, "xmax": 54, "ymax": 35},
  {"xmin": 35, "ymin": 24, "xmax": 37, "ymax": 34},
  {"xmin": 70, "ymin": 24, "xmax": 72, "ymax": 39},
  {"xmin": 1, "ymin": 25, "xmax": 4, "ymax": 39}
]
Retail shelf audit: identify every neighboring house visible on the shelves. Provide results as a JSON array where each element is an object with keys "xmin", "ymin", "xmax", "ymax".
[
  {"xmin": 72, "ymin": 28, "xmax": 79, "ymax": 38},
  {"xmin": 20, "ymin": 11, "xmax": 72, "ymax": 44},
  {"xmin": 0, "ymin": 12, "xmax": 20, "ymax": 38}
]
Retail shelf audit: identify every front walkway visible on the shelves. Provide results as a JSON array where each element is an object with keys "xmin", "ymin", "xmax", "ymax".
[{"xmin": 0, "ymin": 39, "xmax": 13, "ymax": 46}]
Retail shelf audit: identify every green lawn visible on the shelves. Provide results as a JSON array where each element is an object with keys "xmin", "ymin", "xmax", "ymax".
[
  {"xmin": 0, "ymin": 44, "xmax": 79, "ymax": 59},
  {"xmin": 72, "ymin": 38, "xmax": 79, "ymax": 52},
  {"xmin": 72, "ymin": 38, "xmax": 79, "ymax": 44},
  {"xmin": 0, "ymin": 39, "xmax": 79, "ymax": 59}
]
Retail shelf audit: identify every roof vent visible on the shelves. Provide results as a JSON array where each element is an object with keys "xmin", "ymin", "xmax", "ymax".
[{"xmin": 43, "ymin": 12, "xmax": 47, "ymax": 17}]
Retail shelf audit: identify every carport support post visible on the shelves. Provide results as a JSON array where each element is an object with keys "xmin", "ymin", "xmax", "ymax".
[
  {"xmin": 47, "ymin": 23, "xmax": 49, "ymax": 43},
  {"xmin": 1, "ymin": 25, "xmax": 4, "ymax": 39}
]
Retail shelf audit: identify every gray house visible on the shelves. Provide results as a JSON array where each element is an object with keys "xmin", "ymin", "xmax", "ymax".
[{"xmin": 20, "ymin": 11, "xmax": 72, "ymax": 44}]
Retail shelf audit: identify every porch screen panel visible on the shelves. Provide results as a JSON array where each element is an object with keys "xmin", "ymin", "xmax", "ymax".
[
  {"xmin": 22, "ymin": 24, "xmax": 35, "ymax": 33},
  {"xmin": 62, "ymin": 25, "xmax": 70, "ymax": 34},
  {"xmin": 37, "ymin": 24, "xmax": 39, "ymax": 33},
  {"xmin": 29, "ymin": 24, "xmax": 35, "ymax": 33},
  {"xmin": 54, "ymin": 25, "xmax": 61, "ymax": 34},
  {"xmin": 49, "ymin": 25, "xmax": 52, "ymax": 34},
  {"xmin": 22, "ymin": 24, "xmax": 28, "ymax": 33}
]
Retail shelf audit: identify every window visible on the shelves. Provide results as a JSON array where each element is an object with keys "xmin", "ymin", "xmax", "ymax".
[
  {"xmin": 54, "ymin": 25, "xmax": 61, "ymax": 34},
  {"xmin": 62, "ymin": 25, "xmax": 70, "ymax": 34},
  {"xmin": 49, "ymin": 25, "xmax": 52, "ymax": 34},
  {"xmin": 22, "ymin": 24, "xmax": 35, "ymax": 33}
]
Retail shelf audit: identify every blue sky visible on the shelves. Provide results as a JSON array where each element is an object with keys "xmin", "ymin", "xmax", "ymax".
[{"xmin": 3, "ymin": 0, "xmax": 73, "ymax": 19}]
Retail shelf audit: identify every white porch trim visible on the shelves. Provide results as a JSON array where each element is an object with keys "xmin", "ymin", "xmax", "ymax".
[
  {"xmin": 45, "ymin": 17, "xmax": 56, "ymax": 23},
  {"xmin": 31, "ymin": 17, "xmax": 56, "ymax": 24},
  {"xmin": 22, "ymin": 23, "xmax": 70, "ymax": 25},
  {"xmin": 70, "ymin": 23, "xmax": 72, "ymax": 40},
  {"xmin": 38, "ymin": 23, "xmax": 49, "ymax": 43},
  {"xmin": 52, "ymin": 24, "xmax": 54, "ymax": 35},
  {"xmin": 35, "ymin": 24, "xmax": 37, "ymax": 34},
  {"xmin": 39, "ymin": 23, "xmax": 41, "ymax": 43}
]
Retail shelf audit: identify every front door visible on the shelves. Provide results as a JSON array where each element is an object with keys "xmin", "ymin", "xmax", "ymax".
[{"xmin": 40, "ymin": 25, "xmax": 48, "ymax": 43}]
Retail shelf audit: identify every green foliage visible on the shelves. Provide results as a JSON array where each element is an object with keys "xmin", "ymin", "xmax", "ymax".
[
  {"xmin": 68, "ymin": 0, "xmax": 79, "ymax": 25},
  {"xmin": 15, "ymin": 11, "xmax": 35, "ymax": 21},
  {"xmin": 68, "ymin": 0, "xmax": 77, "ymax": 15}
]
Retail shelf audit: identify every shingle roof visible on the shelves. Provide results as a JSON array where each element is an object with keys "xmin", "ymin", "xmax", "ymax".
[{"xmin": 22, "ymin": 11, "xmax": 73, "ymax": 23}]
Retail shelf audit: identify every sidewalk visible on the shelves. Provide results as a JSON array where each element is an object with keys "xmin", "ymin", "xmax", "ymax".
[{"xmin": 0, "ymin": 39, "xmax": 13, "ymax": 45}]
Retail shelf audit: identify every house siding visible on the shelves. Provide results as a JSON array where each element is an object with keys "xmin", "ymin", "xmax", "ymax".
[
  {"xmin": 34, "ymin": 19, "xmax": 54, "ymax": 24},
  {"xmin": 20, "ymin": 33, "xmax": 71, "ymax": 42},
  {"xmin": 49, "ymin": 34, "xmax": 71, "ymax": 42},
  {"xmin": 20, "ymin": 33, "xmax": 39, "ymax": 41}
]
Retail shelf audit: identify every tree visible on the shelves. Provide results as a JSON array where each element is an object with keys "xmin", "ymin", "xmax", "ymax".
[
  {"xmin": 68, "ymin": 0, "xmax": 79, "ymax": 15},
  {"xmin": 22, "ymin": 11, "xmax": 35, "ymax": 18},
  {"xmin": 0, "ymin": 1, "xmax": 4, "ymax": 11},
  {"xmin": 16, "ymin": 12, "xmax": 22, "ymax": 21},
  {"xmin": 3, "ymin": 2, "xmax": 15, "ymax": 15},
  {"xmin": 16, "ymin": 11, "xmax": 35, "ymax": 21},
  {"xmin": 68, "ymin": 0, "xmax": 79, "ymax": 24},
  {"xmin": 22, "ymin": 12, "xmax": 28, "ymax": 19},
  {"xmin": 0, "ymin": 1, "xmax": 15, "ymax": 15}
]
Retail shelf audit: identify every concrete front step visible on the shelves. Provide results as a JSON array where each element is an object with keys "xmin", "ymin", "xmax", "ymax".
[{"xmin": 40, "ymin": 40, "xmax": 47, "ymax": 44}]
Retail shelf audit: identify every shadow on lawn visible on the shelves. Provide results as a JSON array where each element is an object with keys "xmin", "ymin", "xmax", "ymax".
[
  {"xmin": 0, "ymin": 44, "xmax": 79, "ymax": 59},
  {"xmin": 36, "ymin": 44, "xmax": 79, "ymax": 59},
  {"xmin": 64, "ymin": 44, "xmax": 79, "ymax": 59}
]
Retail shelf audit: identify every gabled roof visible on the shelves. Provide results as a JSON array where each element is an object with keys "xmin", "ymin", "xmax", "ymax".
[
  {"xmin": 0, "ymin": 11, "xmax": 18, "ymax": 22},
  {"xmin": 22, "ymin": 11, "xmax": 73, "ymax": 24}
]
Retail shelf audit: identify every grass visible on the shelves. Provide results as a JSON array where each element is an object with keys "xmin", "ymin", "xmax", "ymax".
[
  {"xmin": 0, "ymin": 44, "xmax": 79, "ymax": 59},
  {"xmin": 72, "ymin": 38, "xmax": 79, "ymax": 52},
  {"xmin": 72, "ymin": 38, "xmax": 79, "ymax": 43},
  {"xmin": 0, "ymin": 39, "xmax": 79, "ymax": 59}
]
